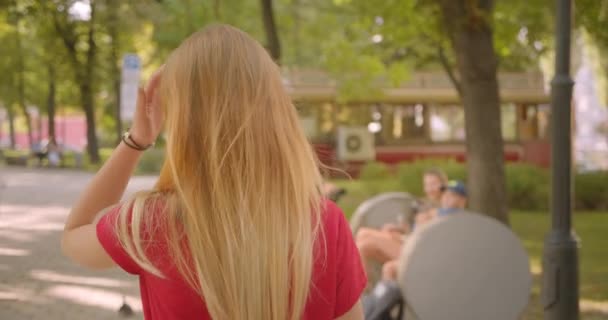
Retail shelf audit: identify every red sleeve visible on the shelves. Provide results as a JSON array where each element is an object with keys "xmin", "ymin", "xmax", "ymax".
[
  {"xmin": 96, "ymin": 206, "xmax": 142, "ymax": 275},
  {"xmin": 330, "ymin": 202, "xmax": 368, "ymax": 317}
]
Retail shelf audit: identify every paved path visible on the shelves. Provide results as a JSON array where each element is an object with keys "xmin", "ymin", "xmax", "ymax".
[{"xmin": 0, "ymin": 167, "xmax": 157, "ymax": 320}]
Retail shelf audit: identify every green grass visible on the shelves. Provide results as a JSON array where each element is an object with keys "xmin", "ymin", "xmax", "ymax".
[
  {"xmin": 333, "ymin": 179, "xmax": 608, "ymax": 320},
  {"xmin": 512, "ymin": 212, "xmax": 608, "ymax": 320}
]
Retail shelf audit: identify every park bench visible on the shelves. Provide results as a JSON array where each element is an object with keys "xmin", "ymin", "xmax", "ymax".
[{"xmin": 3, "ymin": 151, "xmax": 28, "ymax": 166}]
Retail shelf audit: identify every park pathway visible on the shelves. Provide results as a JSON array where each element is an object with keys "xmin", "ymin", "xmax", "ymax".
[{"xmin": 0, "ymin": 167, "xmax": 157, "ymax": 320}]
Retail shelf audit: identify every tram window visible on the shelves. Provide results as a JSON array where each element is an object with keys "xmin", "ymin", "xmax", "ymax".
[
  {"xmin": 537, "ymin": 104, "xmax": 550, "ymax": 139},
  {"xmin": 502, "ymin": 103, "xmax": 517, "ymax": 141},
  {"xmin": 295, "ymin": 101, "xmax": 337, "ymax": 143},
  {"xmin": 517, "ymin": 104, "xmax": 541, "ymax": 140},
  {"xmin": 429, "ymin": 104, "xmax": 465, "ymax": 142},
  {"xmin": 373, "ymin": 104, "xmax": 427, "ymax": 144}
]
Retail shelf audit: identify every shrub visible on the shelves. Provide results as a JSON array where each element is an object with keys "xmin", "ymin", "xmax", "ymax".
[
  {"xmin": 136, "ymin": 149, "xmax": 165, "ymax": 174},
  {"xmin": 505, "ymin": 164, "xmax": 549, "ymax": 210},
  {"xmin": 575, "ymin": 172, "xmax": 608, "ymax": 210},
  {"xmin": 359, "ymin": 161, "xmax": 392, "ymax": 180},
  {"xmin": 396, "ymin": 159, "xmax": 466, "ymax": 197},
  {"xmin": 353, "ymin": 158, "xmax": 607, "ymax": 212}
]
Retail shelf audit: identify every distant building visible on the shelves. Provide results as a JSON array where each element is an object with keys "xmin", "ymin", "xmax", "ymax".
[{"xmin": 285, "ymin": 69, "xmax": 550, "ymax": 175}]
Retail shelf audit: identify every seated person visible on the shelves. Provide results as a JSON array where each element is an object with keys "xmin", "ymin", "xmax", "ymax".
[
  {"xmin": 363, "ymin": 181, "xmax": 467, "ymax": 318},
  {"xmin": 381, "ymin": 180, "xmax": 468, "ymax": 281},
  {"xmin": 355, "ymin": 169, "xmax": 447, "ymax": 274},
  {"xmin": 47, "ymin": 137, "xmax": 62, "ymax": 168},
  {"xmin": 31, "ymin": 141, "xmax": 47, "ymax": 166},
  {"xmin": 414, "ymin": 180, "xmax": 467, "ymax": 225}
]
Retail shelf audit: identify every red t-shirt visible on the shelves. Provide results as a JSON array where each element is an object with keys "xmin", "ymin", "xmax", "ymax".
[{"xmin": 96, "ymin": 200, "xmax": 367, "ymax": 319}]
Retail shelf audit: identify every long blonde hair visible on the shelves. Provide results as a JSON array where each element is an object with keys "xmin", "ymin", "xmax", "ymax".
[{"xmin": 117, "ymin": 24, "xmax": 324, "ymax": 320}]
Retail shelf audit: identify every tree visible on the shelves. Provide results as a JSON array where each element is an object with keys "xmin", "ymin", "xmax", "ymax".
[
  {"xmin": 260, "ymin": 0, "xmax": 281, "ymax": 62},
  {"xmin": 105, "ymin": 0, "xmax": 123, "ymax": 143},
  {"xmin": 46, "ymin": 64, "xmax": 57, "ymax": 140},
  {"xmin": 48, "ymin": 1, "xmax": 101, "ymax": 162},
  {"xmin": 28, "ymin": 3, "xmax": 70, "ymax": 142},
  {"xmin": 146, "ymin": 0, "xmax": 265, "ymax": 59},
  {"xmin": 7, "ymin": 0, "xmax": 34, "ymax": 148},
  {"xmin": 578, "ymin": 0, "xmax": 608, "ymax": 105},
  {"xmin": 436, "ymin": 0, "xmax": 507, "ymax": 223},
  {"xmin": 0, "ymin": 10, "xmax": 18, "ymax": 148},
  {"xmin": 309, "ymin": 0, "xmax": 552, "ymax": 223}
]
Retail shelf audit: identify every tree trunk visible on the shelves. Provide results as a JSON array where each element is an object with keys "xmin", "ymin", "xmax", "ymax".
[
  {"xmin": 15, "ymin": 25, "xmax": 33, "ymax": 148},
  {"xmin": 47, "ymin": 64, "xmax": 57, "ymax": 140},
  {"xmin": 49, "ymin": 2, "xmax": 98, "ymax": 159},
  {"xmin": 260, "ymin": 0, "xmax": 281, "ymax": 62},
  {"xmin": 108, "ymin": 1, "xmax": 122, "ymax": 144},
  {"xmin": 213, "ymin": 0, "xmax": 221, "ymax": 19},
  {"xmin": 7, "ymin": 105, "xmax": 16, "ymax": 149},
  {"xmin": 291, "ymin": 0, "xmax": 302, "ymax": 64},
  {"xmin": 81, "ymin": 82, "xmax": 99, "ymax": 163},
  {"xmin": 112, "ymin": 56, "xmax": 122, "ymax": 145},
  {"xmin": 83, "ymin": 3, "xmax": 100, "ymax": 163},
  {"xmin": 438, "ymin": 0, "xmax": 508, "ymax": 224}
]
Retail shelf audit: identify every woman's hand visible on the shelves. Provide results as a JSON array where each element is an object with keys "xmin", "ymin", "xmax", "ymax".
[{"xmin": 130, "ymin": 68, "xmax": 164, "ymax": 146}]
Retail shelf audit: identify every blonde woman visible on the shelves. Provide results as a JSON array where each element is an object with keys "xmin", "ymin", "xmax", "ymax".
[{"xmin": 61, "ymin": 25, "xmax": 366, "ymax": 320}]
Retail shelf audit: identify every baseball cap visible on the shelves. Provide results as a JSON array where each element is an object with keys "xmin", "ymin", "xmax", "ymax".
[{"xmin": 441, "ymin": 180, "xmax": 467, "ymax": 197}]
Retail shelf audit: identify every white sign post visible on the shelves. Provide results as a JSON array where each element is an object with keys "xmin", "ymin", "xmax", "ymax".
[{"xmin": 120, "ymin": 54, "xmax": 141, "ymax": 122}]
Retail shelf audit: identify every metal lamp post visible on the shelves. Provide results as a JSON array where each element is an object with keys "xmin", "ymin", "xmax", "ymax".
[{"xmin": 541, "ymin": 0, "xmax": 580, "ymax": 319}]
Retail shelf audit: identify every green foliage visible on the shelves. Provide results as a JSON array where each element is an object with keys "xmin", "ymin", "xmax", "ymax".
[
  {"xmin": 493, "ymin": 0, "xmax": 552, "ymax": 70},
  {"xmin": 575, "ymin": 171, "xmax": 608, "ymax": 211},
  {"xmin": 359, "ymin": 161, "xmax": 392, "ymax": 180},
  {"xmin": 505, "ymin": 163, "xmax": 550, "ymax": 211},
  {"xmin": 578, "ymin": 0, "xmax": 608, "ymax": 47},
  {"xmin": 510, "ymin": 211, "xmax": 608, "ymax": 318},
  {"xmin": 316, "ymin": 0, "xmax": 554, "ymax": 102},
  {"xmin": 136, "ymin": 148, "xmax": 165, "ymax": 175},
  {"xmin": 354, "ymin": 159, "xmax": 608, "ymax": 211},
  {"xmin": 396, "ymin": 161, "xmax": 550, "ymax": 210},
  {"xmin": 396, "ymin": 159, "xmax": 466, "ymax": 197}
]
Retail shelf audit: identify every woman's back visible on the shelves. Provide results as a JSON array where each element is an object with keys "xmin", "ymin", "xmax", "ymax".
[
  {"xmin": 62, "ymin": 24, "xmax": 365, "ymax": 320},
  {"xmin": 97, "ymin": 200, "xmax": 366, "ymax": 320}
]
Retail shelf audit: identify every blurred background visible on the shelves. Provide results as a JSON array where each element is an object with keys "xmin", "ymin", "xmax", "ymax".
[
  {"xmin": 0, "ymin": 0, "xmax": 606, "ymax": 173},
  {"xmin": 0, "ymin": 1, "xmax": 607, "ymax": 319}
]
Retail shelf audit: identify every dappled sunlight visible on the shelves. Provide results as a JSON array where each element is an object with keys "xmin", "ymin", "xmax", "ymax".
[
  {"xmin": 0, "ymin": 247, "xmax": 30, "ymax": 256},
  {"xmin": 581, "ymin": 299, "xmax": 608, "ymax": 315},
  {"xmin": 0, "ymin": 205, "xmax": 67, "ymax": 236},
  {"xmin": 30, "ymin": 269, "xmax": 133, "ymax": 288},
  {"xmin": 44, "ymin": 284, "xmax": 142, "ymax": 312},
  {"xmin": 530, "ymin": 262, "xmax": 541, "ymax": 276},
  {"xmin": 528, "ymin": 256, "xmax": 542, "ymax": 275},
  {"xmin": 0, "ymin": 285, "xmax": 47, "ymax": 304},
  {"xmin": 0, "ymin": 205, "xmax": 68, "ymax": 225},
  {"xmin": 0, "ymin": 229, "xmax": 35, "ymax": 242},
  {"xmin": 2, "ymin": 222, "xmax": 64, "ymax": 231},
  {"xmin": 0, "ymin": 171, "xmax": 89, "ymax": 189},
  {"xmin": 0, "ymin": 168, "xmax": 144, "ymax": 319}
]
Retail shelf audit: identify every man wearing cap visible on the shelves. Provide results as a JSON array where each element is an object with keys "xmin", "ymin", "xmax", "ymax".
[{"xmin": 415, "ymin": 180, "xmax": 467, "ymax": 225}]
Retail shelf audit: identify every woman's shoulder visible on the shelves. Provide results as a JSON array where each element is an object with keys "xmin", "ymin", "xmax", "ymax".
[
  {"xmin": 319, "ymin": 199, "xmax": 351, "ymax": 238},
  {"xmin": 321, "ymin": 199, "xmax": 345, "ymax": 221}
]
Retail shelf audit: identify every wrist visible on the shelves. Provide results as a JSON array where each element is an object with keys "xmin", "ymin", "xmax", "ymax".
[
  {"xmin": 122, "ymin": 131, "xmax": 154, "ymax": 151},
  {"xmin": 120, "ymin": 140, "xmax": 145, "ymax": 153}
]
